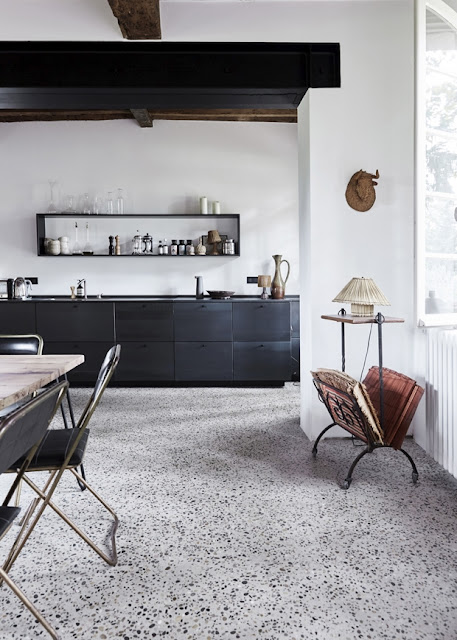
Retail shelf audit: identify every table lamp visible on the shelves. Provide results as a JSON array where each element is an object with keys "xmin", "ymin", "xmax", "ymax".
[
  {"xmin": 332, "ymin": 276, "xmax": 390, "ymax": 317},
  {"xmin": 207, "ymin": 230, "xmax": 222, "ymax": 255},
  {"xmin": 257, "ymin": 275, "xmax": 271, "ymax": 299}
]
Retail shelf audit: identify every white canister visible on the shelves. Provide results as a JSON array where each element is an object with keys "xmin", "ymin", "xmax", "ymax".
[
  {"xmin": 200, "ymin": 196, "xmax": 208, "ymax": 215},
  {"xmin": 59, "ymin": 236, "xmax": 71, "ymax": 255},
  {"xmin": 49, "ymin": 239, "xmax": 61, "ymax": 256},
  {"xmin": 212, "ymin": 201, "xmax": 221, "ymax": 214}
]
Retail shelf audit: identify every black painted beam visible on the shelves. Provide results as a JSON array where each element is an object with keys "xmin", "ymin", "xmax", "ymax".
[{"xmin": 0, "ymin": 42, "xmax": 340, "ymax": 111}]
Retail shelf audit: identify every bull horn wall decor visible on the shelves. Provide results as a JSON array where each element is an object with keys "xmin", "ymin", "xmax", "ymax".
[{"xmin": 345, "ymin": 169, "xmax": 380, "ymax": 212}]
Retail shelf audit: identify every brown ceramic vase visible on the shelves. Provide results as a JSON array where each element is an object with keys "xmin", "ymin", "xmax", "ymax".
[{"xmin": 271, "ymin": 254, "xmax": 290, "ymax": 299}]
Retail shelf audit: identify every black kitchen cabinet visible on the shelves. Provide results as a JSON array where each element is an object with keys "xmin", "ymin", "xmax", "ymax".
[
  {"xmin": 2, "ymin": 297, "xmax": 299, "ymax": 385},
  {"xmin": 115, "ymin": 342, "xmax": 174, "ymax": 382},
  {"xmin": 233, "ymin": 302, "xmax": 290, "ymax": 341},
  {"xmin": 36, "ymin": 302, "xmax": 115, "ymax": 342},
  {"xmin": 175, "ymin": 341, "xmax": 233, "ymax": 381},
  {"xmin": 234, "ymin": 341, "xmax": 291, "ymax": 381},
  {"xmin": 115, "ymin": 302, "xmax": 173, "ymax": 341},
  {"xmin": 174, "ymin": 302, "xmax": 232, "ymax": 342},
  {"xmin": 0, "ymin": 302, "xmax": 36, "ymax": 334},
  {"xmin": 43, "ymin": 341, "xmax": 114, "ymax": 383}
]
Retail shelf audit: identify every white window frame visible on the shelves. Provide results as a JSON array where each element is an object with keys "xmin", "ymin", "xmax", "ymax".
[{"xmin": 416, "ymin": 0, "xmax": 457, "ymax": 327}]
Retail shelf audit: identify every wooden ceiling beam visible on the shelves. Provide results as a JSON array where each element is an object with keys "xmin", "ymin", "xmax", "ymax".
[
  {"xmin": 130, "ymin": 109, "xmax": 153, "ymax": 127},
  {"xmin": 107, "ymin": 0, "xmax": 161, "ymax": 40},
  {"xmin": 0, "ymin": 109, "xmax": 298, "ymax": 124}
]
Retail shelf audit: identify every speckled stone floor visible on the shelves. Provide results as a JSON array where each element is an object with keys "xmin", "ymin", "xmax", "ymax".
[{"xmin": 1, "ymin": 384, "xmax": 456, "ymax": 640}]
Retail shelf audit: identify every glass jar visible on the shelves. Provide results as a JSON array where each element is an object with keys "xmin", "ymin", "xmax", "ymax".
[
  {"xmin": 132, "ymin": 231, "xmax": 142, "ymax": 255},
  {"xmin": 223, "ymin": 239, "xmax": 235, "ymax": 255},
  {"xmin": 163, "ymin": 239, "xmax": 169, "ymax": 255},
  {"xmin": 170, "ymin": 239, "xmax": 178, "ymax": 256},
  {"xmin": 178, "ymin": 240, "xmax": 186, "ymax": 256},
  {"xmin": 158, "ymin": 240, "xmax": 164, "ymax": 255},
  {"xmin": 185, "ymin": 240, "xmax": 193, "ymax": 255},
  {"xmin": 143, "ymin": 233, "xmax": 153, "ymax": 254}
]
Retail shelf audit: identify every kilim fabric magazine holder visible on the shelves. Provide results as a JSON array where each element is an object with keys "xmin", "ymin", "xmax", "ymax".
[{"xmin": 311, "ymin": 367, "xmax": 424, "ymax": 489}]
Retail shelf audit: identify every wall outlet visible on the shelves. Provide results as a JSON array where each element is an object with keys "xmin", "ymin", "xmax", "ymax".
[
  {"xmin": 246, "ymin": 276, "xmax": 258, "ymax": 284},
  {"xmin": 26, "ymin": 277, "xmax": 38, "ymax": 284}
]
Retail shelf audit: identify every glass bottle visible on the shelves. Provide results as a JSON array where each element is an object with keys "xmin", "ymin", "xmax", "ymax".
[
  {"xmin": 185, "ymin": 240, "xmax": 193, "ymax": 255},
  {"xmin": 158, "ymin": 240, "xmax": 164, "ymax": 255},
  {"xmin": 162, "ymin": 239, "xmax": 169, "ymax": 255},
  {"xmin": 178, "ymin": 239, "xmax": 186, "ymax": 256},
  {"xmin": 170, "ymin": 239, "xmax": 178, "ymax": 256},
  {"xmin": 132, "ymin": 230, "xmax": 142, "ymax": 255},
  {"xmin": 116, "ymin": 188, "xmax": 124, "ymax": 214},
  {"xmin": 107, "ymin": 192, "xmax": 114, "ymax": 215},
  {"xmin": 83, "ymin": 222, "xmax": 94, "ymax": 255},
  {"xmin": 47, "ymin": 180, "xmax": 57, "ymax": 213},
  {"xmin": 65, "ymin": 195, "xmax": 76, "ymax": 213},
  {"xmin": 82, "ymin": 193, "xmax": 91, "ymax": 214},
  {"xmin": 72, "ymin": 222, "xmax": 82, "ymax": 255}
]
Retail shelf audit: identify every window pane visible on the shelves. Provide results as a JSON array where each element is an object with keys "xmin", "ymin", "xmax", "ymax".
[
  {"xmin": 425, "ymin": 256, "xmax": 457, "ymax": 313},
  {"xmin": 425, "ymin": 8, "xmax": 457, "ymax": 315}
]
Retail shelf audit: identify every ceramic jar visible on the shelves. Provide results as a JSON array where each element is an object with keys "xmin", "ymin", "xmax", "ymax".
[
  {"xmin": 59, "ymin": 236, "xmax": 71, "ymax": 255},
  {"xmin": 48, "ymin": 239, "xmax": 61, "ymax": 256}
]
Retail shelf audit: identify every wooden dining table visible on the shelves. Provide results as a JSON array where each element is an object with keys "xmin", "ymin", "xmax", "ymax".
[{"xmin": 0, "ymin": 354, "xmax": 84, "ymax": 412}]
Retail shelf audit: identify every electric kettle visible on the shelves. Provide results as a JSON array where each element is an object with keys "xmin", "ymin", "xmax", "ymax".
[{"xmin": 13, "ymin": 277, "xmax": 32, "ymax": 299}]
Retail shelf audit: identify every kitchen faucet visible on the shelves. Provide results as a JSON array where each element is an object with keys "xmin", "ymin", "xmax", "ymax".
[{"xmin": 77, "ymin": 279, "xmax": 87, "ymax": 299}]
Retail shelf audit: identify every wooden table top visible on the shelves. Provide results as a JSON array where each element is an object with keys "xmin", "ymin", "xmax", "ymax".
[
  {"xmin": 321, "ymin": 314, "xmax": 405, "ymax": 325},
  {"xmin": 0, "ymin": 354, "xmax": 84, "ymax": 411}
]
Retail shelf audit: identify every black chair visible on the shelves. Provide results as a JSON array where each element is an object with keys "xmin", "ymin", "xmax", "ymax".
[
  {"xmin": 4, "ymin": 345, "xmax": 121, "ymax": 572},
  {"xmin": 0, "ymin": 380, "xmax": 68, "ymax": 640}
]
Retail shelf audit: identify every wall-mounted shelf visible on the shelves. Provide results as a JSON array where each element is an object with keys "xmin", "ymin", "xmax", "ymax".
[{"xmin": 36, "ymin": 213, "xmax": 240, "ymax": 257}]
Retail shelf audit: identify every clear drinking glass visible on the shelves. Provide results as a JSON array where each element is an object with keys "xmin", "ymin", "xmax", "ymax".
[
  {"xmin": 107, "ymin": 192, "xmax": 114, "ymax": 215},
  {"xmin": 65, "ymin": 195, "xmax": 76, "ymax": 213},
  {"xmin": 93, "ymin": 196, "xmax": 102, "ymax": 215},
  {"xmin": 47, "ymin": 180, "xmax": 57, "ymax": 213},
  {"xmin": 116, "ymin": 188, "xmax": 124, "ymax": 214},
  {"xmin": 72, "ymin": 222, "xmax": 82, "ymax": 255}
]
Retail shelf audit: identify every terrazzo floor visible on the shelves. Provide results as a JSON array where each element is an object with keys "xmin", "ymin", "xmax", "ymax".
[{"xmin": 0, "ymin": 383, "xmax": 456, "ymax": 640}]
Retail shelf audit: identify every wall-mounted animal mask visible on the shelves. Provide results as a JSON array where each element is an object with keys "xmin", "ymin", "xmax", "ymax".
[{"xmin": 345, "ymin": 169, "xmax": 380, "ymax": 212}]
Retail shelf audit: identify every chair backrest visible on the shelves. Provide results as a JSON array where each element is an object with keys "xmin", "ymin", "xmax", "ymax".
[
  {"xmin": 76, "ymin": 344, "xmax": 121, "ymax": 432},
  {"xmin": 0, "ymin": 334, "xmax": 43, "ymax": 356},
  {"xmin": 0, "ymin": 380, "xmax": 67, "ymax": 475}
]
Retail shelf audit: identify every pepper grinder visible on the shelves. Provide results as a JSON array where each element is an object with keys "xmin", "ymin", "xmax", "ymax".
[
  {"xmin": 109, "ymin": 235, "xmax": 114, "ymax": 256},
  {"xmin": 115, "ymin": 235, "xmax": 121, "ymax": 255}
]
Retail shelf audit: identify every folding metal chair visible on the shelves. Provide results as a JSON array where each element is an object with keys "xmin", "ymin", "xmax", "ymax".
[
  {"xmin": 0, "ymin": 380, "xmax": 68, "ymax": 640},
  {"xmin": 4, "ymin": 345, "xmax": 121, "ymax": 574}
]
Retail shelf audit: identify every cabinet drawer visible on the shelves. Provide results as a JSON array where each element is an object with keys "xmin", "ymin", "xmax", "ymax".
[
  {"xmin": 43, "ymin": 341, "xmax": 113, "ymax": 384},
  {"xmin": 115, "ymin": 342, "xmax": 174, "ymax": 381},
  {"xmin": 291, "ymin": 337, "xmax": 300, "ymax": 381},
  {"xmin": 175, "ymin": 342, "xmax": 233, "ymax": 381},
  {"xmin": 37, "ymin": 302, "xmax": 114, "ymax": 342},
  {"xmin": 174, "ymin": 302, "xmax": 232, "ymax": 342},
  {"xmin": 234, "ymin": 341, "xmax": 291, "ymax": 381},
  {"xmin": 233, "ymin": 303, "xmax": 290, "ymax": 341},
  {"xmin": 0, "ymin": 303, "xmax": 36, "ymax": 334},
  {"xmin": 290, "ymin": 300, "xmax": 300, "ymax": 338},
  {"xmin": 115, "ymin": 302, "xmax": 173, "ymax": 342}
]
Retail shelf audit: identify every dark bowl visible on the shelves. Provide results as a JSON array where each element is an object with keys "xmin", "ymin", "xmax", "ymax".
[{"xmin": 206, "ymin": 290, "xmax": 235, "ymax": 299}]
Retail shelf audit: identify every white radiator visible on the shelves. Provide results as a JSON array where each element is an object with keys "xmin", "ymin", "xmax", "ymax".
[{"xmin": 426, "ymin": 328, "xmax": 457, "ymax": 478}]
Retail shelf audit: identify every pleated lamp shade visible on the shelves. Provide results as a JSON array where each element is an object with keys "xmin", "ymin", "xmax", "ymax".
[{"xmin": 332, "ymin": 277, "xmax": 390, "ymax": 317}]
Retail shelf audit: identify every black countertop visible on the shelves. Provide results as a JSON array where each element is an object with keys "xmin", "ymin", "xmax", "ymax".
[{"xmin": 2, "ymin": 295, "xmax": 299, "ymax": 303}]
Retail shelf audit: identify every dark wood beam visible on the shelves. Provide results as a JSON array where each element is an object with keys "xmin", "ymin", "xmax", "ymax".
[
  {"xmin": 130, "ymin": 108, "xmax": 153, "ymax": 127},
  {"xmin": 0, "ymin": 109, "xmax": 298, "ymax": 124},
  {"xmin": 107, "ymin": 0, "xmax": 161, "ymax": 40}
]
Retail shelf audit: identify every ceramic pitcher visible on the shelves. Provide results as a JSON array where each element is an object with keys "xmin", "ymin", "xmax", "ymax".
[{"xmin": 271, "ymin": 254, "xmax": 290, "ymax": 299}]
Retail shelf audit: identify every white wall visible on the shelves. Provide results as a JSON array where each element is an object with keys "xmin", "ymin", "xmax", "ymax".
[
  {"xmin": 0, "ymin": 0, "xmax": 419, "ymax": 438},
  {"xmin": 0, "ymin": 120, "xmax": 299, "ymax": 296}
]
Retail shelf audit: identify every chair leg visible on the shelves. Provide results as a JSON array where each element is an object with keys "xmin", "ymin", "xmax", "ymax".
[
  {"xmin": 342, "ymin": 445, "xmax": 374, "ymax": 490},
  {"xmin": 5, "ymin": 469, "xmax": 118, "ymax": 571},
  {"xmin": 0, "ymin": 567, "xmax": 61, "ymax": 639},
  {"xmin": 312, "ymin": 422, "xmax": 337, "ymax": 458}
]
